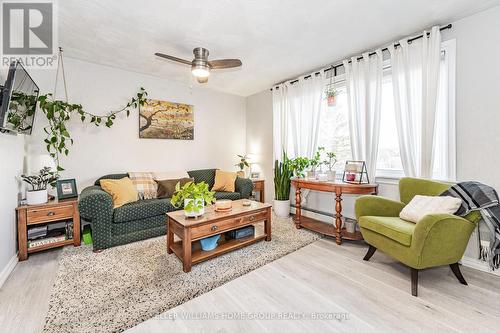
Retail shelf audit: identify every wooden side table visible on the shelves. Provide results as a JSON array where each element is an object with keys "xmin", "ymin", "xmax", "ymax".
[
  {"xmin": 16, "ymin": 198, "xmax": 81, "ymax": 261},
  {"xmin": 251, "ymin": 179, "xmax": 265, "ymax": 203}
]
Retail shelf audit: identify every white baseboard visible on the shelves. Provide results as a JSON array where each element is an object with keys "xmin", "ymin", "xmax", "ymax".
[
  {"xmin": 0, "ymin": 254, "xmax": 18, "ymax": 288},
  {"xmin": 460, "ymin": 256, "xmax": 500, "ymax": 277}
]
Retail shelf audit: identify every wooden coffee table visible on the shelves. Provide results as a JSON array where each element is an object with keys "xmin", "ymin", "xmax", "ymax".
[{"xmin": 166, "ymin": 199, "xmax": 272, "ymax": 272}]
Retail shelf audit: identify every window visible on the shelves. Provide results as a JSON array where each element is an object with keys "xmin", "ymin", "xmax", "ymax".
[{"xmin": 317, "ymin": 40, "xmax": 456, "ymax": 180}]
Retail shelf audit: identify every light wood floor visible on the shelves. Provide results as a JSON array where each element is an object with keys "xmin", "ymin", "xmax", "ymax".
[{"xmin": 1, "ymin": 239, "xmax": 500, "ymax": 333}]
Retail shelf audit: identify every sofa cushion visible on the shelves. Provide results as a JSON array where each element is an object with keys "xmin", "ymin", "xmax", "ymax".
[
  {"xmin": 100, "ymin": 178, "xmax": 139, "ymax": 208},
  {"xmin": 114, "ymin": 198, "xmax": 174, "ymax": 223},
  {"xmin": 128, "ymin": 172, "xmax": 158, "ymax": 200},
  {"xmin": 156, "ymin": 177, "xmax": 194, "ymax": 198},
  {"xmin": 212, "ymin": 170, "xmax": 237, "ymax": 192},
  {"xmin": 188, "ymin": 169, "xmax": 216, "ymax": 188},
  {"xmin": 399, "ymin": 195, "xmax": 461, "ymax": 223},
  {"xmin": 215, "ymin": 191, "xmax": 241, "ymax": 201},
  {"xmin": 359, "ymin": 216, "xmax": 415, "ymax": 246}
]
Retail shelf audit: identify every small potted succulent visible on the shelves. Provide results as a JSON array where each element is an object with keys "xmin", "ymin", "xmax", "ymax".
[
  {"xmin": 235, "ymin": 154, "xmax": 250, "ymax": 177},
  {"xmin": 324, "ymin": 87, "xmax": 339, "ymax": 106},
  {"xmin": 21, "ymin": 167, "xmax": 59, "ymax": 205},
  {"xmin": 171, "ymin": 181, "xmax": 216, "ymax": 218},
  {"xmin": 323, "ymin": 151, "xmax": 337, "ymax": 181}
]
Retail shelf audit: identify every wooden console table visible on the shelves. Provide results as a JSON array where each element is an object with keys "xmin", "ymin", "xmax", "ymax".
[
  {"xmin": 251, "ymin": 179, "xmax": 265, "ymax": 203},
  {"xmin": 291, "ymin": 178, "xmax": 378, "ymax": 245}
]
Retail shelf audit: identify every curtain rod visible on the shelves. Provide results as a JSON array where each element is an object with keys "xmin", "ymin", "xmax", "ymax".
[{"xmin": 270, "ymin": 23, "xmax": 452, "ymax": 91}]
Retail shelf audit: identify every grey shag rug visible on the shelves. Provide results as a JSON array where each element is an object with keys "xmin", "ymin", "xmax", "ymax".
[{"xmin": 43, "ymin": 217, "xmax": 320, "ymax": 333}]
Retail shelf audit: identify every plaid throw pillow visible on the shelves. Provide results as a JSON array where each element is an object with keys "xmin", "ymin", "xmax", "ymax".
[{"xmin": 128, "ymin": 172, "xmax": 157, "ymax": 199}]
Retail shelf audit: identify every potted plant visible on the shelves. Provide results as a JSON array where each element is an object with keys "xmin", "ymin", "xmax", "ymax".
[
  {"xmin": 307, "ymin": 147, "xmax": 324, "ymax": 179},
  {"xmin": 235, "ymin": 154, "xmax": 250, "ymax": 177},
  {"xmin": 171, "ymin": 181, "xmax": 216, "ymax": 218},
  {"xmin": 290, "ymin": 156, "xmax": 309, "ymax": 178},
  {"xmin": 21, "ymin": 167, "xmax": 59, "ymax": 205},
  {"xmin": 274, "ymin": 152, "xmax": 293, "ymax": 218},
  {"xmin": 324, "ymin": 87, "xmax": 339, "ymax": 106},
  {"xmin": 323, "ymin": 151, "xmax": 337, "ymax": 181}
]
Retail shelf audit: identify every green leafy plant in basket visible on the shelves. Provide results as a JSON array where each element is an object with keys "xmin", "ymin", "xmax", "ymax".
[{"xmin": 171, "ymin": 181, "xmax": 216, "ymax": 217}]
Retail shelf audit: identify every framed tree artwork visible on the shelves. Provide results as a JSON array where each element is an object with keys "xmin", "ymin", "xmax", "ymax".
[{"xmin": 139, "ymin": 99, "xmax": 194, "ymax": 140}]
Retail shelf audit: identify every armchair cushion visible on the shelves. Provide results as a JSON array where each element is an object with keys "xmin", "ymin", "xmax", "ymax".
[
  {"xmin": 399, "ymin": 195, "xmax": 461, "ymax": 223},
  {"xmin": 359, "ymin": 216, "xmax": 415, "ymax": 246}
]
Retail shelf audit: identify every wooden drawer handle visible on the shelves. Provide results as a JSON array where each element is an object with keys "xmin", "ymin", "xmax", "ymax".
[
  {"xmin": 211, "ymin": 225, "xmax": 218, "ymax": 231},
  {"xmin": 47, "ymin": 211, "xmax": 55, "ymax": 216}
]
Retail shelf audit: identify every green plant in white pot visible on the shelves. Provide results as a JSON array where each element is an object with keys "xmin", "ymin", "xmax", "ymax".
[
  {"xmin": 274, "ymin": 152, "xmax": 293, "ymax": 218},
  {"xmin": 21, "ymin": 167, "xmax": 59, "ymax": 205},
  {"xmin": 323, "ymin": 151, "xmax": 337, "ymax": 181},
  {"xmin": 171, "ymin": 181, "xmax": 216, "ymax": 217}
]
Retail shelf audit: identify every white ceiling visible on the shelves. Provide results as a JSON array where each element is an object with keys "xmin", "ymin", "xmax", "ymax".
[{"xmin": 58, "ymin": 0, "xmax": 500, "ymax": 96}]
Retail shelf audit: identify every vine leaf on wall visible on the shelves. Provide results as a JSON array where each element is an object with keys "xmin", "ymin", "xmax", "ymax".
[{"xmin": 37, "ymin": 87, "xmax": 148, "ymax": 172}]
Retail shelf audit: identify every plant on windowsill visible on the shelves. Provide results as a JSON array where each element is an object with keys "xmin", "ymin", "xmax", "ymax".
[
  {"xmin": 324, "ymin": 87, "xmax": 339, "ymax": 106},
  {"xmin": 21, "ymin": 167, "xmax": 59, "ymax": 205},
  {"xmin": 290, "ymin": 156, "xmax": 310, "ymax": 178},
  {"xmin": 235, "ymin": 154, "xmax": 250, "ymax": 178},
  {"xmin": 274, "ymin": 152, "xmax": 293, "ymax": 218},
  {"xmin": 171, "ymin": 181, "xmax": 216, "ymax": 218},
  {"xmin": 322, "ymin": 151, "xmax": 337, "ymax": 181}
]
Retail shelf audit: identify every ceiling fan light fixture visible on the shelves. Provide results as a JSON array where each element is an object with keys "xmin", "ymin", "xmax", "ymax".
[{"xmin": 191, "ymin": 64, "xmax": 210, "ymax": 78}]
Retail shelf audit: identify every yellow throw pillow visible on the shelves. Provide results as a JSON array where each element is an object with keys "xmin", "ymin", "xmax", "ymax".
[
  {"xmin": 100, "ymin": 177, "xmax": 139, "ymax": 208},
  {"xmin": 211, "ymin": 170, "xmax": 237, "ymax": 192}
]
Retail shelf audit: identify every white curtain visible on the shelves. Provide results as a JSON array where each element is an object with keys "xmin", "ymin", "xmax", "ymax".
[
  {"xmin": 343, "ymin": 50, "xmax": 383, "ymax": 182},
  {"xmin": 272, "ymin": 84, "xmax": 289, "ymax": 161},
  {"xmin": 388, "ymin": 26, "xmax": 441, "ymax": 178},
  {"xmin": 272, "ymin": 72, "xmax": 324, "ymax": 160}
]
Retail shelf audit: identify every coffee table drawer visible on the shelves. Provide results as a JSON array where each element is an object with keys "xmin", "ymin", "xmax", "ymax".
[{"xmin": 191, "ymin": 210, "xmax": 267, "ymax": 240}]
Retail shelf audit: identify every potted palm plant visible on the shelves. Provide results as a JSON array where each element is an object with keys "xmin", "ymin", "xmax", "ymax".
[
  {"xmin": 21, "ymin": 167, "xmax": 59, "ymax": 205},
  {"xmin": 171, "ymin": 181, "xmax": 216, "ymax": 218},
  {"xmin": 274, "ymin": 152, "xmax": 293, "ymax": 218},
  {"xmin": 235, "ymin": 154, "xmax": 250, "ymax": 177}
]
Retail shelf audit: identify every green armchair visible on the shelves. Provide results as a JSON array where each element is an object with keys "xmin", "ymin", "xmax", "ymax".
[{"xmin": 355, "ymin": 177, "xmax": 481, "ymax": 296}]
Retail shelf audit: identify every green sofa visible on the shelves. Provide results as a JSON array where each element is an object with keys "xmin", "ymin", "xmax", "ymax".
[
  {"xmin": 355, "ymin": 177, "xmax": 481, "ymax": 296},
  {"xmin": 78, "ymin": 169, "xmax": 254, "ymax": 251}
]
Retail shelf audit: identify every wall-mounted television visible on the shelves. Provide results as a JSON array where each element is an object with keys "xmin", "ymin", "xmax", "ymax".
[{"xmin": 0, "ymin": 61, "xmax": 39, "ymax": 135}]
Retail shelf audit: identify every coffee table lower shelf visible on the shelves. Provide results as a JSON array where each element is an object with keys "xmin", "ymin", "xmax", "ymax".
[{"xmin": 170, "ymin": 234, "xmax": 267, "ymax": 266}]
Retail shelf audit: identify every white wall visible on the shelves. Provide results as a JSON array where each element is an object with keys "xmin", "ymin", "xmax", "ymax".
[
  {"xmin": 0, "ymin": 132, "xmax": 24, "ymax": 286},
  {"xmin": 27, "ymin": 57, "xmax": 247, "ymax": 190},
  {"xmin": 245, "ymin": 89, "xmax": 273, "ymax": 203}
]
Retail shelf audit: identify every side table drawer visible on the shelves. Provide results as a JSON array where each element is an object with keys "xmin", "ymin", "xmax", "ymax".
[
  {"xmin": 27, "ymin": 205, "xmax": 74, "ymax": 224},
  {"xmin": 191, "ymin": 210, "xmax": 268, "ymax": 240},
  {"xmin": 253, "ymin": 181, "xmax": 264, "ymax": 190}
]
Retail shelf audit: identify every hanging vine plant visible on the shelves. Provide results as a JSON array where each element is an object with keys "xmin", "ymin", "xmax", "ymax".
[{"xmin": 38, "ymin": 88, "xmax": 148, "ymax": 172}]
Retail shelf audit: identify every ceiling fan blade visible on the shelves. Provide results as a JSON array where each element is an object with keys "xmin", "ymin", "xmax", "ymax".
[
  {"xmin": 208, "ymin": 59, "xmax": 242, "ymax": 69},
  {"xmin": 155, "ymin": 53, "xmax": 192, "ymax": 65}
]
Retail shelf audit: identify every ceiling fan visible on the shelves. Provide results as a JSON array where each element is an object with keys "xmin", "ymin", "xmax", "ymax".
[{"xmin": 155, "ymin": 47, "xmax": 242, "ymax": 83}]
